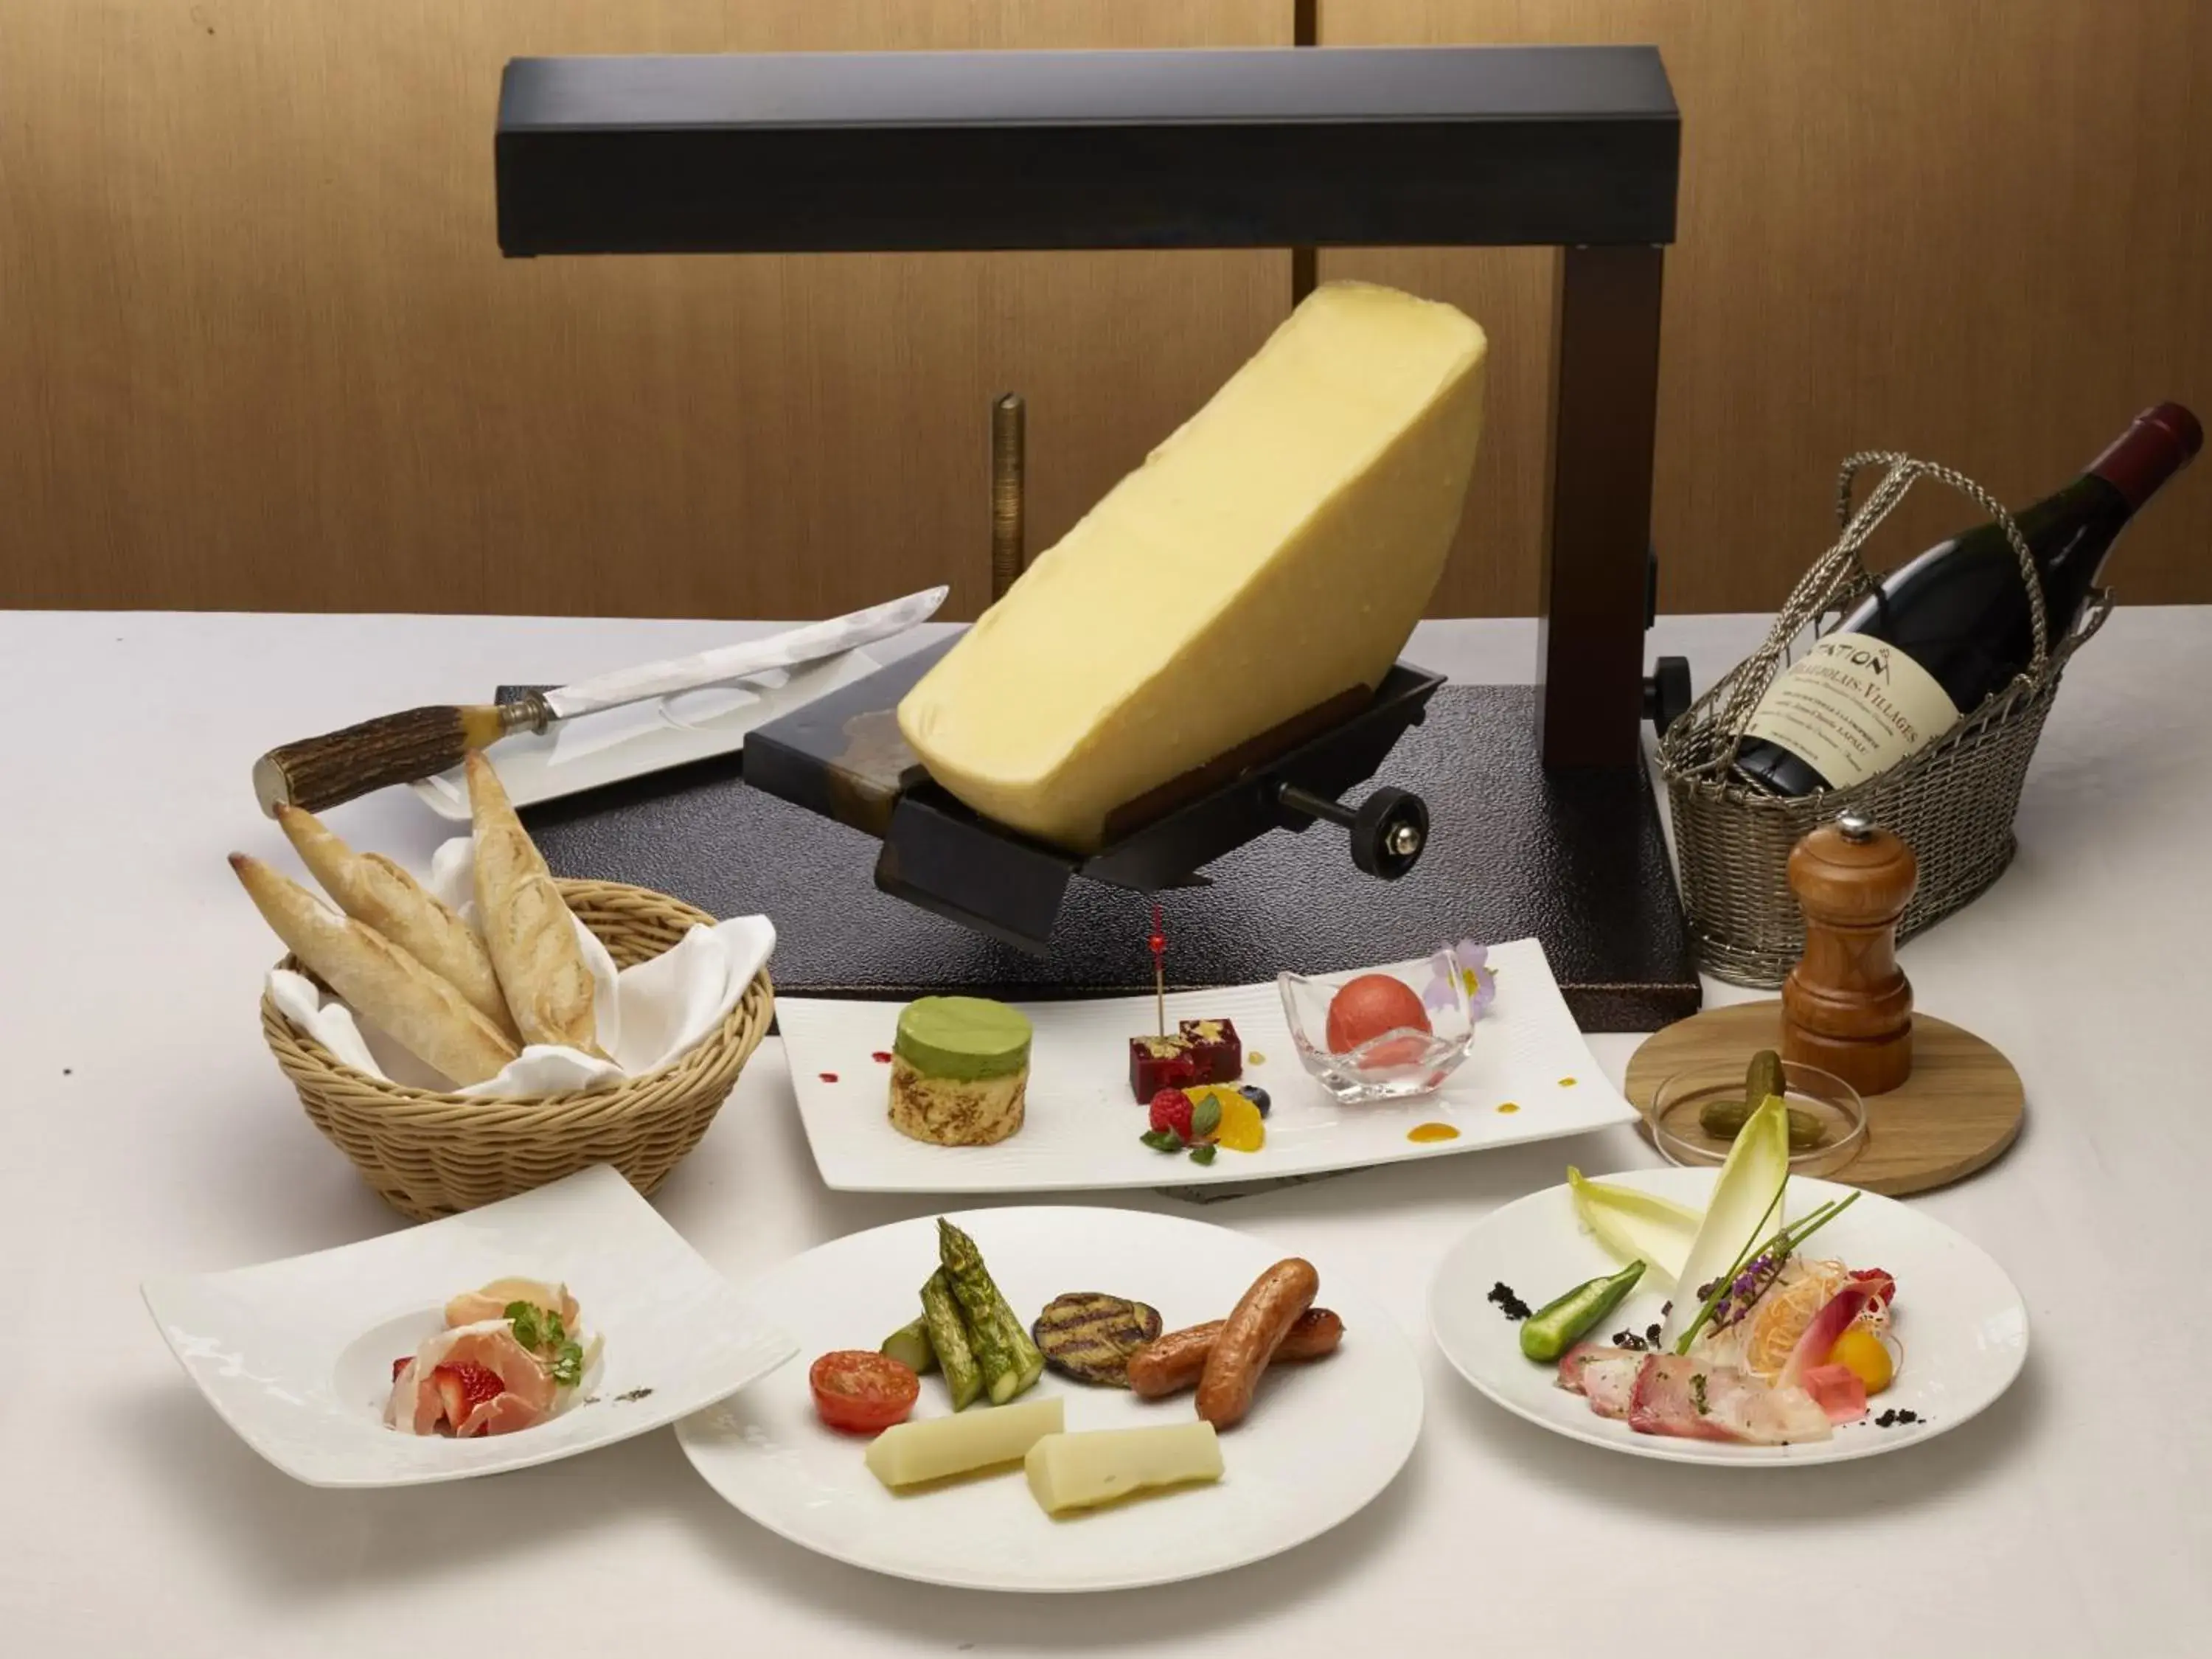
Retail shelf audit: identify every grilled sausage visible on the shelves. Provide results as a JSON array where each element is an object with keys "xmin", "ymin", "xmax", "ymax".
[
  {"xmin": 1126, "ymin": 1308, "xmax": 1344, "ymax": 1399},
  {"xmin": 1194, "ymin": 1259, "xmax": 1320, "ymax": 1428}
]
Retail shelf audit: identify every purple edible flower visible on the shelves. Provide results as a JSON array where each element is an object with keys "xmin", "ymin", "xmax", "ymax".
[{"xmin": 1425, "ymin": 939, "xmax": 1499, "ymax": 1017}]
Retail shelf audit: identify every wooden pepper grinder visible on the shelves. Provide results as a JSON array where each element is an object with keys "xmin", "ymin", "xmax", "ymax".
[{"xmin": 1782, "ymin": 811, "xmax": 1917, "ymax": 1096}]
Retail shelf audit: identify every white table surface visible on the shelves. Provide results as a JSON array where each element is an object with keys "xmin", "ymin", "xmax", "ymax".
[{"xmin": 1, "ymin": 608, "xmax": 2206, "ymax": 1658}]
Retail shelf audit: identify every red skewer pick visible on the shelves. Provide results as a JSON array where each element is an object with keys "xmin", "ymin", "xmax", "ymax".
[{"xmin": 1149, "ymin": 902, "xmax": 1167, "ymax": 1038}]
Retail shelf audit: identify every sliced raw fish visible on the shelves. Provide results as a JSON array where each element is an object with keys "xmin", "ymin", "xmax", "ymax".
[
  {"xmin": 1628, "ymin": 1355, "xmax": 1832, "ymax": 1445},
  {"xmin": 1630, "ymin": 1355, "xmax": 1738, "ymax": 1442},
  {"xmin": 1797, "ymin": 1362, "xmax": 1871, "ymax": 1425}
]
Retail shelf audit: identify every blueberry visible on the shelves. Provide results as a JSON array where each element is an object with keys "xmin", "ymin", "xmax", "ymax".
[{"xmin": 1238, "ymin": 1083, "xmax": 1271, "ymax": 1117}]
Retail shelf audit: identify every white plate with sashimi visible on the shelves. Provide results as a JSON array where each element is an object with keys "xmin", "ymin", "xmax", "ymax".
[
  {"xmin": 676, "ymin": 1205, "xmax": 1424, "ymax": 1592},
  {"xmin": 777, "ymin": 938, "xmax": 1638, "ymax": 1194},
  {"xmin": 1428, "ymin": 1139, "xmax": 2029, "ymax": 1466}
]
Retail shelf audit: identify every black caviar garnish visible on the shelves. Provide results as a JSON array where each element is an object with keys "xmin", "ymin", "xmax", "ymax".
[{"xmin": 1486, "ymin": 1281, "xmax": 1533, "ymax": 1321}]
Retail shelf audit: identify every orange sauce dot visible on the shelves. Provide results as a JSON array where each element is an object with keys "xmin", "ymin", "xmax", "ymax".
[
  {"xmin": 1406, "ymin": 1121, "xmax": 1460, "ymax": 1144},
  {"xmin": 1496, "ymin": 1102, "xmax": 1520, "ymax": 1114},
  {"xmin": 1248, "ymin": 1050, "xmax": 1267, "ymax": 1065}
]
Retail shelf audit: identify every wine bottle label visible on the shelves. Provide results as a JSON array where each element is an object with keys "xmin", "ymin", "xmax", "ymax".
[{"xmin": 1741, "ymin": 630, "xmax": 1962, "ymax": 788}]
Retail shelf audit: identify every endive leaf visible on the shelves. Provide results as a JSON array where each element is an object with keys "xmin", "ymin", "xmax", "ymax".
[
  {"xmin": 1567, "ymin": 1167, "xmax": 1703, "ymax": 1286},
  {"xmin": 1662, "ymin": 1095, "xmax": 1791, "ymax": 1349}
]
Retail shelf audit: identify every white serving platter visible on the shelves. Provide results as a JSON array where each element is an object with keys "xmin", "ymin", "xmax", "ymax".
[
  {"xmin": 1428, "ymin": 1165, "xmax": 2030, "ymax": 1466},
  {"xmin": 676, "ymin": 1205, "xmax": 1423, "ymax": 1591},
  {"xmin": 776, "ymin": 939, "xmax": 1637, "ymax": 1193},
  {"xmin": 407, "ymin": 648, "xmax": 881, "ymax": 818},
  {"xmin": 142, "ymin": 1165, "xmax": 796, "ymax": 1487}
]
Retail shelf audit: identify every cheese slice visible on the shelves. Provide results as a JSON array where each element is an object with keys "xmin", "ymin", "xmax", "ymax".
[
  {"xmin": 863, "ymin": 1396, "xmax": 1062, "ymax": 1489},
  {"xmin": 898, "ymin": 281, "xmax": 1488, "ymax": 850},
  {"xmin": 1023, "ymin": 1422, "xmax": 1224, "ymax": 1515}
]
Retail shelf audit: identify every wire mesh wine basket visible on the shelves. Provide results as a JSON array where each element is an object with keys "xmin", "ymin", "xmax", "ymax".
[{"xmin": 1659, "ymin": 451, "xmax": 2111, "ymax": 987}]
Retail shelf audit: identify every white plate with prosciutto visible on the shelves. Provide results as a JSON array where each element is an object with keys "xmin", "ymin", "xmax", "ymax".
[
  {"xmin": 142, "ymin": 1164, "xmax": 796, "ymax": 1487},
  {"xmin": 1429, "ymin": 1149, "xmax": 2028, "ymax": 1466}
]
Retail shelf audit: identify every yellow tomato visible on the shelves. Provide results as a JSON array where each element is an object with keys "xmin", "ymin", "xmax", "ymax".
[{"xmin": 1827, "ymin": 1326, "xmax": 1894, "ymax": 1395}]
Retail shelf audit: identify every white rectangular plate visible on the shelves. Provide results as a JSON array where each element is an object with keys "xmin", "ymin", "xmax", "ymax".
[
  {"xmin": 141, "ymin": 1165, "xmax": 797, "ymax": 1487},
  {"xmin": 406, "ymin": 649, "xmax": 881, "ymax": 818},
  {"xmin": 779, "ymin": 939, "xmax": 1637, "ymax": 1194}
]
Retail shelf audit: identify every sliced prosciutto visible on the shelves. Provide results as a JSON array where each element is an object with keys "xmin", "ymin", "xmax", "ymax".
[
  {"xmin": 445, "ymin": 1278, "xmax": 579, "ymax": 1332},
  {"xmin": 385, "ymin": 1320, "xmax": 560, "ymax": 1437}
]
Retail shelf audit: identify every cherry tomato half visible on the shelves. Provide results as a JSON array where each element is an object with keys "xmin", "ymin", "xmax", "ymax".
[{"xmin": 809, "ymin": 1350, "xmax": 919, "ymax": 1435}]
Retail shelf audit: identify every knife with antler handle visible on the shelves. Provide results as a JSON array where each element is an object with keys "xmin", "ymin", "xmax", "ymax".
[{"xmin": 251, "ymin": 586, "xmax": 949, "ymax": 815}]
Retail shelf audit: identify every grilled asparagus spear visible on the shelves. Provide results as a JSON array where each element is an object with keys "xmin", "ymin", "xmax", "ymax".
[
  {"xmin": 936, "ymin": 1218, "xmax": 1046, "ymax": 1402},
  {"xmin": 881, "ymin": 1316, "xmax": 937, "ymax": 1377},
  {"xmin": 919, "ymin": 1271, "xmax": 982, "ymax": 1410}
]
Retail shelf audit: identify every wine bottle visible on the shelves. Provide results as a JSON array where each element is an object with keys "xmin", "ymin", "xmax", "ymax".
[{"xmin": 1733, "ymin": 403, "xmax": 2202, "ymax": 796}]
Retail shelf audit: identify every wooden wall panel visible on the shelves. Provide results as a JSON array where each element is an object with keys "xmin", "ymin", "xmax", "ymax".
[
  {"xmin": 1327, "ymin": 1, "xmax": 2212, "ymax": 616},
  {"xmin": 0, "ymin": 2, "xmax": 1288, "ymax": 620},
  {"xmin": 5, "ymin": 3, "xmax": 2208, "ymax": 619}
]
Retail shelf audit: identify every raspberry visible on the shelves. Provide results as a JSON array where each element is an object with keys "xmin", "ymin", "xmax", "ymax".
[{"xmin": 1147, "ymin": 1088, "xmax": 1194, "ymax": 1141}]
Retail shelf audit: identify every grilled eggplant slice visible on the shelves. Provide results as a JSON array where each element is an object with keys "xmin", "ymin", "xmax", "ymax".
[{"xmin": 1032, "ymin": 1293, "xmax": 1165, "ymax": 1387}]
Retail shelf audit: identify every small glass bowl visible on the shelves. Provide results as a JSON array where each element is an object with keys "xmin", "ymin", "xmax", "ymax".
[
  {"xmin": 1277, "ymin": 950, "xmax": 1478, "ymax": 1105},
  {"xmin": 1645, "ymin": 1059, "xmax": 1868, "ymax": 1177}
]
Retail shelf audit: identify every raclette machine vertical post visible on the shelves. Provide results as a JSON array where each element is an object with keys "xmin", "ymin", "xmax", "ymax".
[{"xmin": 493, "ymin": 45, "xmax": 1698, "ymax": 1027}]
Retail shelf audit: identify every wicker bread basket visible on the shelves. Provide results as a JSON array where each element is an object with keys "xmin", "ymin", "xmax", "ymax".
[
  {"xmin": 260, "ymin": 878, "xmax": 773, "ymax": 1221},
  {"xmin": 1659, "ymin": 452, "xmax": 2108, "ymax": 988}
]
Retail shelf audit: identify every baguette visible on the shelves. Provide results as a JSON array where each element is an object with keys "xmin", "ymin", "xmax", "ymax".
[
  {"xmin": 274, "ymin": 804, "xmax": 518, "ymax": 1040},
  {"xmin": 465, "ymin": 752, "xmax": 608, "ymax": 1057},
  {"xmin": 231, "ymin": 854, "xmax": 520, "ymax": 1087}
]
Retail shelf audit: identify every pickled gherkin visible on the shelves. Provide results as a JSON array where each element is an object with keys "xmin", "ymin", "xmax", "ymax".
[{"xmin": 1745, "ymin": 1048, "xmax": 1787, "ymax": 1104}]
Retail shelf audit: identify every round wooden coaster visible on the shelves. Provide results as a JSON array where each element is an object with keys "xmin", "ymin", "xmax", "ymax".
[{"xmin": 1623, "ymin": 1001, "xmax": 2024, "ymax": 1197}]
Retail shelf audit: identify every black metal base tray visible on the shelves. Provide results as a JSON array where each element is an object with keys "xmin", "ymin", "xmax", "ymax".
[{"xmin": 514, "ymin": 682, "xmax": 1699, "ymax": 1031}]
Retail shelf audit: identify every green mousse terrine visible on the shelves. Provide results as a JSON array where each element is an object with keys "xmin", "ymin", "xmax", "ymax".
[{"xmin": 888, "ymin": 997, "xmax": 1032, "ymax": 1146}]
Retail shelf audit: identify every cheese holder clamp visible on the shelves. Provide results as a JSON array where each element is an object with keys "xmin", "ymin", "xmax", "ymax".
[{"xmin": 737, "ymin": 636, "xmax": 1444, "ymax": 954}]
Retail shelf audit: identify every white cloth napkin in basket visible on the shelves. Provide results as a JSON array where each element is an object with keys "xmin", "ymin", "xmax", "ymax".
[{"xmin": 267, "ymin": 837, "xmax": 773, "ymax": 1099}]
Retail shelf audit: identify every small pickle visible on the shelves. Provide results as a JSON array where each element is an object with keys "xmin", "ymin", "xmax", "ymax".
[
  {"xmin": 1698, "ymin": 1095, "xmax": 1829, "ymax": 1152},
  {"xmin": 1519, "ymin": 1259, "xmax": 1646, "ymax": 1363},
  {"xmin": 1745, "ymin": 1048, "xmax": 1787, "ymax": 1104}
]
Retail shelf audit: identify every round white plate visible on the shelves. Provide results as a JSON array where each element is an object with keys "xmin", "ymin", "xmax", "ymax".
[
  {"xmin": 1429, "ymin": 1166, "xmax": 2028, "ymax": 1466},
  {"xmin": 678, "ymin": 1206, "xmax": 1424, "ymax": 1591}
]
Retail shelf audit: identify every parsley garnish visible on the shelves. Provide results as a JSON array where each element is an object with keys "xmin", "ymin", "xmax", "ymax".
[
  {"xmin": 507, "ymin": 1299, "xmax": 585, "ymax": 1387},
  {"xmin": 1691, "ymin": 1372, "xmax": 1710, "ymax": 1416}
]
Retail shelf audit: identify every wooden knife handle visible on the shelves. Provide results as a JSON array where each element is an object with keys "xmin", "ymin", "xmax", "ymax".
[{"xmin": 252, "ymin": 698, "xmax": 549, "ymax": 815}]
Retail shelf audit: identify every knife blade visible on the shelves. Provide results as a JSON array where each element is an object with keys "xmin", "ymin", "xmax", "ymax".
[{"xmin": 251, "ymin": 585, "xmax": 948, "ymax": 815}]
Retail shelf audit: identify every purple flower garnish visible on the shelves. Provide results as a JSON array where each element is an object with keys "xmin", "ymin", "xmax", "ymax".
[{"xmin": 1425, "ymin": 939, "xmax": 1499, "ymax": 1017}]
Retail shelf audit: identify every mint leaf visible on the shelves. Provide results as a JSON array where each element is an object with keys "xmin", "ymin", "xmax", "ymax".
[
  {"xmin": 1189, "ymin": 1093, "xmax": 1222, "ymax": 1139},
  {"xmin": 1138, "ymin": 1128, "xmax": 1184, "ymax": 1153},
  {"xmin": 1188, "ymin": 1143, "xmax": 1218, "ymax": 1166}
]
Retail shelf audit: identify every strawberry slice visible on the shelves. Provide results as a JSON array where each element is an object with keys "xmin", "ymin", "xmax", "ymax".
[{"xmin": 431, "ymin": 1360, "xmax": 508, "ymax": 1433}]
